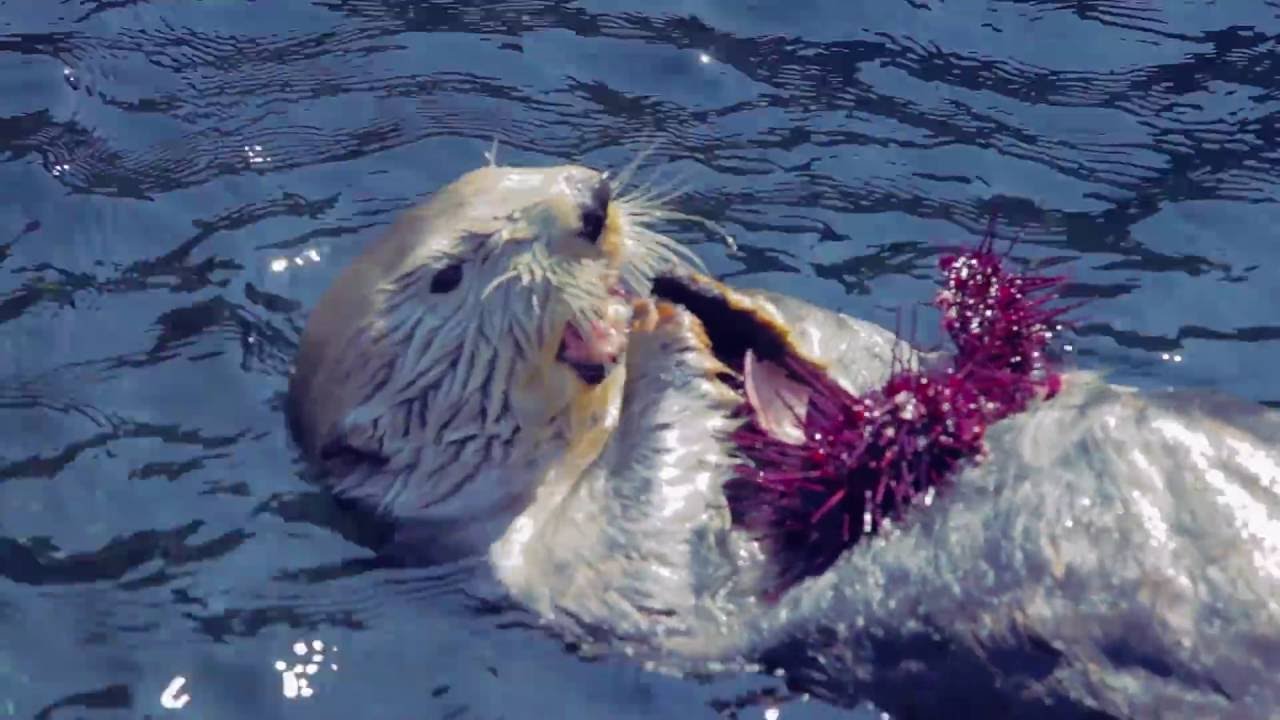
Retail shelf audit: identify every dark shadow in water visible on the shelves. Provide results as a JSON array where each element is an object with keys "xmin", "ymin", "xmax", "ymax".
[{"xmin": 33, "ymin": 684, "xmax": 132, "ymax": 720}]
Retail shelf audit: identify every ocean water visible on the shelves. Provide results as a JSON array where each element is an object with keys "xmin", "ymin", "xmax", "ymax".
[{"xmin": 2, "ymin": 1, "xmax": 1278, "ymax": 718}]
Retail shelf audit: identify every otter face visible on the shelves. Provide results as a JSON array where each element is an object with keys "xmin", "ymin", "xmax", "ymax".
[{"xmin": 288, "ymin": 163, "xmax": 696, "ymax": 529}]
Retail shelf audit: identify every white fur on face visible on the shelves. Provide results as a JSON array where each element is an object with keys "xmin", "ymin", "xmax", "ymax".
[{"xmin": 295, "ymin": 160, "xmax": 720, "ymax": 533}]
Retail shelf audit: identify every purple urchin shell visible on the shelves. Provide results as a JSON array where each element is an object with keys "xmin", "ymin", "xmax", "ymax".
[{"xmin": 724, "ymin": 233, "xmax": 1074, "ymax": 598}]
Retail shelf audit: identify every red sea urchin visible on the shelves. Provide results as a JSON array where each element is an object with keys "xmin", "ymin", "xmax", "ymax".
[{"xmin": 724, "ymin": 232, "xmax": 1075, "ymax": 597}]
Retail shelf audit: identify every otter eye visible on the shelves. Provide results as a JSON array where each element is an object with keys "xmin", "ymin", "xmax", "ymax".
[{"xmin": 430, "ymin": 263, "xmax": 463, "ymax": 294}]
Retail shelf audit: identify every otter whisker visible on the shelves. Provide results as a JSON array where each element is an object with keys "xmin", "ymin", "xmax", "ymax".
[
  {"xmin": 612, "ymin": 221, "xmax": 707, "ymax": 296},
  {"xmin": 638, "ymin": 208, "xmax": 738, "ymax": 253},
  {"xmin": 486, "ymin": 137, "xmax": 501, "ymax": 167},
  {"xmin": 642, "ymin": 183, "xmax": 694, "ymax": 210},
  {"xmin": 619, "ymin": 167, "xmax": 692, "ymax": 210},
  {"xmin": 632, "ymin": 225, "xmax": 709, "ymax": 269},
  {"xmin": 611, "ymin": 137, "xmax": 665, "ymax": 196},
  {"xmin": 614, "ymin": 184, "xmax": 735, "ymax": 293},
  {"xmin": 548, "ymin": 265, "xmax": 613, "ymax": 325}
]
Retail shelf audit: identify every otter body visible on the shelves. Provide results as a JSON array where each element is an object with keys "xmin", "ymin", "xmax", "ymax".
[{"xmin": 288, "ymin": 161, "xmax": 1280, "ymax": 719}]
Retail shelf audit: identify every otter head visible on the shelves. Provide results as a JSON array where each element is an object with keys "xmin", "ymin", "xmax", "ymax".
[{"xmin": 287, "ymin": 162, "xmax": 697, "ymax": 540}]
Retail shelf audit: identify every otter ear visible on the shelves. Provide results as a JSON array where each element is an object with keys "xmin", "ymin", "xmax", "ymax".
[{"xmin": 743, "ymin": 350, "xmax": 811, "ymax": 445}]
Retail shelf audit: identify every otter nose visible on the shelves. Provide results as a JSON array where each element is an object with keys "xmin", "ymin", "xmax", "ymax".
[{"xmin": 577, "ymin": 177, "xmax": 612, "ymax": 244}]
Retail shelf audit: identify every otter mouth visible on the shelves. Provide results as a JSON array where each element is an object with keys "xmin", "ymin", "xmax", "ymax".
[
  {"xmin": 554, "ymin": 281, "xmax": 635, "ymax": 386},
  {"xmin": 558, "ymin": 322, "xmax": 616, "ymax": 384},
  {"xmin": 557, "ymin": 318, "xmax": 626, "ymax": 386}
]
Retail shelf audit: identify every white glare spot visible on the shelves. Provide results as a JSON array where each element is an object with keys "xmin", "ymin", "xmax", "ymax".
[
  {"xmin": 160, "ymin": 676, "xmax": 191, "ymax": 710},
  {"xmin": 244, "ymin": 144, "xmax": 272, "ymax": 166},
  {"xmin": 1062, "ymin": 344, "xmax": 1073, "ymax": 352},
  {"xmin": 764, "ymin": 708, "xmax": 780, "ymax": 720},
  {"xmin": 698, "ymin": 52, "xmax": 712, "ymax": 64},
  {"xmin": 312, "ymin": 639, "xmax": 324, "ymax": 651},
  {"xmin": 278, "ymin": 638, "xmax": 334, "ymax": 700},
  {"xmin": 270, "ymin": 258, "xmax": 288, "ymax": 272},
  {"xmin": 1173, "ymin": 354, "xmax": 1183, "ymax": 363},
  {"xmin": 1161, "ymin": 353, "xmax": 1170, "ymax": 360},
  {"xmin": 306, "ymin": 249, "xmax": 321, "ymax": 262}
]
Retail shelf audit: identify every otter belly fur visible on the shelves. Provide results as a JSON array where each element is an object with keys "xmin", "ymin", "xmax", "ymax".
[{"xmin": 288, "ymin": 160, "xmax": 1280, "ymax": 720}]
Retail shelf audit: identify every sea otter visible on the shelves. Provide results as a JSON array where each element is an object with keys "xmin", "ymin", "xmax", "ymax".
[{"xmin": 286, "ymin": 158, "xmax": 1280, "ymax": 719}]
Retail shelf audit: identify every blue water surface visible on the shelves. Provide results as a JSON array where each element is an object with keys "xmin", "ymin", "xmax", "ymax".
[{"xmin": 2, "ymin": 1, "xmax": 1278, "ymax": 718}]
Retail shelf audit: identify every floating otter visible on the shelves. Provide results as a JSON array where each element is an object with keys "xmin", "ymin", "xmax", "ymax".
[{"xmin": 287, "ymin": 158, "xmax": 1280, "ymax": 719}]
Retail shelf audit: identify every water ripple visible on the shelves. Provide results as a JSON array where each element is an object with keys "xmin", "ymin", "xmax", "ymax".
[{"xmin": 2, "ymin": 1, "xmax": 1278, "ymax": 718}]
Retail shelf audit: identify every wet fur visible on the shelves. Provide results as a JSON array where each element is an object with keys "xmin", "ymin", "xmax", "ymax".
[
  {"xmin": 288, "ymin": 158, "xmax": 718, "ymax": 550},
  {"xmin": 288, "ymin": 156, "xmax": 1280, "ymax": 720}
]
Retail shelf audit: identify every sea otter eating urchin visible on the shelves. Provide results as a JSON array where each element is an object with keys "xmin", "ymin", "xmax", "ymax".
[
  {"xmin": 287, "ymin": 155, "xmax": 1280, "ymax": 720},
  {"xmin": 288, "ymin": 160, "xmax": 698, "ymax": 556}
]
